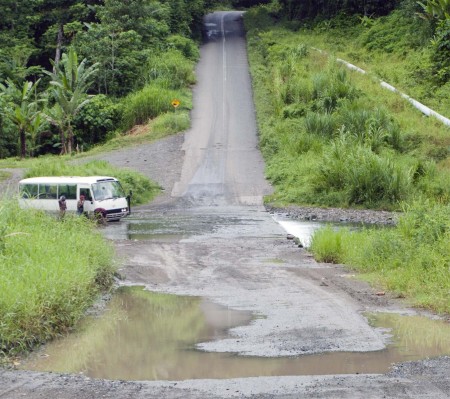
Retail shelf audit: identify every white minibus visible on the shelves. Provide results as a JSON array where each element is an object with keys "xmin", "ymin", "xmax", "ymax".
[{"xmin": 18, "ymin": 176, "xmax": 130, "ymax": 221}]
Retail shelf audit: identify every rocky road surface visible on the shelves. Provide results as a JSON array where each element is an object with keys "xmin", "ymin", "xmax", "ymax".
[{"xmin": 1, "ymin": 10, "xmax": 449, "ymax": 399}]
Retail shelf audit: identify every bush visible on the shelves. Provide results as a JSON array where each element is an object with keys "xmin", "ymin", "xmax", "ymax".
[
  {"xmin": 74, "ymin": 95, "xmax": 122, "ymax": 148},
  {"xmin": 431, "ymin": 19, "xmax": 450, "ymax": 84},
  {"xmin": 142, "ymin": 49, "xmax": 196, "ymax": 90},
  {"xmin": 304, "ymin": 112, "xmax": 336, "ymax": 138},
  {"xmin": 121, "ymin": 85, "xmax": 180, "ymax": 131},
  {"xmin": 313, "ymin": 141, "xmax": 411, "ymax": 207},
  {"xmin": 165, "ymin": 35, "xmax": 200, "ymax": 61},
  {"xmin": 309, "ymin": 225, "xmax": 347, "ymax": 263}
]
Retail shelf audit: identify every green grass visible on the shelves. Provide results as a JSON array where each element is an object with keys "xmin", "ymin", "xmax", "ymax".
[
  {"xmin": 245, "ymin": 10, "xmax": 450, "ymax": 210},
  {"xmin": 121, "ymin": 85, "xmax": 191, "ymax": 131},
  {"xmin": 309, "ymin": 201, "xmax": 450, "ymax": 314},
  {"xmin": 245, "ymin": 6, "xmax": 450, "ymax": 314},
  {"xmin": 0, "ymin": 199, "xmax": 115, "ymax": 356}
]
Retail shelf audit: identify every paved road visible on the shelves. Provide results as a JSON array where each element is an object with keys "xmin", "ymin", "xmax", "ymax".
[{"xmin": 172, "ymin": 12, "xmax": 271, "ymax": 206}]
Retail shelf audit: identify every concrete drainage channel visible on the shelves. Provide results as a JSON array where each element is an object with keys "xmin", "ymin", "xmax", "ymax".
[{"xmin": 18, "ymin": 211, "xmax": 450, "ymax": 381}]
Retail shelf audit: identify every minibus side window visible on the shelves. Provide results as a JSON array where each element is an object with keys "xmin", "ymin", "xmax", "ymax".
[
  {"xmin": 38, "ymin": 184, "xmax": 58, "ymax": 199},
  {"xmin": 20, "ymin": 184, "xmax": 38, "ymax": 198},
  {"xmin": 58, "ymin": 184, "xmax": 77, "ymax": 200}
]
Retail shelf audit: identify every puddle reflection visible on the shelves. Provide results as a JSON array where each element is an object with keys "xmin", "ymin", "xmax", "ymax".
[{"xmin": 21, "ymin": 287, "xmax": 450, "ymax": 381}]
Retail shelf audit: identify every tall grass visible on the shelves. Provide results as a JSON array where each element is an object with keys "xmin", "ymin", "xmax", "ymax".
[
  {"xmin": 304, "ymin": 112, "xmax": 336, "ymax": 138},
  {"xmin": 309, "ymin": 201, "xmax": 450, "ymax": 313},
  {"xmin": 142, "ymin": 49, "xmax": 196, "ymax": 90},
  {"xmin": 121, "ymin": 85, "xmax": 182, "ymax": 131},
  {"xmin": 0, "ymin": 199, "xmax": 115, "ymax": 355},
  {"xmin": 312, "ymin": 141, "xmax": 411, "ymax": 207},
  {"xmin": 245, "ymin": 10, "xmax": 449, "ymax": 210}
]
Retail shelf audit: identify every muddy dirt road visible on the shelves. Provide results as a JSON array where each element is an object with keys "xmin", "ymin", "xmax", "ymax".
[{"xmin": 1, "ymin": 11, "xmax": 449, "ymax": 399}]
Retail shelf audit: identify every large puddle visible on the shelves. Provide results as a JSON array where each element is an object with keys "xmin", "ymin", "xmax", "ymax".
[
  {"xmin": 20, "ymin": 287, "xmax": 450, "ymax": 381},
  {"xmin": 103, "ymin": 210, "xmax": 357, "ymax": 246}
]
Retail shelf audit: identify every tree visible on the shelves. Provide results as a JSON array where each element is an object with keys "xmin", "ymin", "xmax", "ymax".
[
  {"xmin": 418, "ymin": 0, "xmax": 450, "ymax": 20},
  {"xmin": 45, "ymin": 47, "xmax": 98, "ymax": 154},
  {"xmin": 0, "ymin": 79, "xmax": 46, "ymax": 158},
  {"xmin": 278, "ymin": 0, "xmax": 398, "ymax": 20}
]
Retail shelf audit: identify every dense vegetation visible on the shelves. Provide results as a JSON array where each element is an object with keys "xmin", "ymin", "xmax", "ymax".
[
  {"xmin": 245, "ymin": 5, "xmax": 450, "ymax": 209},
  {"xmin": 244, "ymin": 0, "xmax": 449, "ymax": 313},
  {"xmin": 0, "ymin": 0, "xmax": 215, "ymax": 158}
]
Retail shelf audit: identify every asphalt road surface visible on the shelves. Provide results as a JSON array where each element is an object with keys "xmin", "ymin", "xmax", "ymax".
[{"xmin": 1, "ymin": 11, "xmax": 449, "ymax": 399}]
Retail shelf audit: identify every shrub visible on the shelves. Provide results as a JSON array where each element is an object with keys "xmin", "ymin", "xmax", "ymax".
[
  {"xmin": 121, "ymin": 85, "xmax": 180, "ymax": 131},
  {"xmin": 304, "ymin": 112, "xmax": 336, "ymax": 138},
  {"xmin": 313, "ymin": 141, "xmax": 411, "ymax": 207},
  {"xmin": 165, "ymin": 35, "xmax": 200, "ymax": 61},
  {"xmin": 309, "ymin": 225, "xmax": 347, "ymax": 263},
  {"xmin": 142, "ymin": 49, "xmax": 196, "ymax": 90},
  {"xmin": 74, "ymin": 95, "xmax": 122, "ymax": 148},
  {"xmin": 430, "ymin": 19, "xmax": 450, "ymax": 84}
]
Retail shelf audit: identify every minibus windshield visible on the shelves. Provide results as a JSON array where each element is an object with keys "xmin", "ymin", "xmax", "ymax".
[{"xmin": 92, "ymin": 181, "xmax": 126, "ymax": 201}]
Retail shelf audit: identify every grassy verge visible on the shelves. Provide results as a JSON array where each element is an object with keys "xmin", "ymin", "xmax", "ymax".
[
  {"xmin": 245, "ymin": 8, "xmax": 449, "ymax": 210},
  {"xmin": 244, "ymin": 6, "xmax": 450, "ymax": 313},
  {"xmin": 0, "ymin": 157, "xmax": 159, "ymax": 359},
  {"xmin": 0, "ymin": 199, "xmax": 115, "ymax": 357},
  {"xmin": 309, "ymin": 202, "xmax": 450, "ymax": 314},
  {"xmin": 85, "ymin": 110, "xmax": 191, "ymax": 156},
  {"xmin": 275, "ymin": 4, "xmax": 449, "ymax": 119}
]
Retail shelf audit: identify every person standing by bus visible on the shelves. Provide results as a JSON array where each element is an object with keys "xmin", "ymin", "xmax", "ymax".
[
  {"xmin": 58, "ymin": 195, "xmax": 67, "ymax": 219},
  {"xmin": 77, "ymin": 194, "xmax": 85, "ymax": 216}
]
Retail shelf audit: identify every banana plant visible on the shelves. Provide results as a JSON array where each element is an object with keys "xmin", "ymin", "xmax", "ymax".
[
  {"xmin": 418, "ymin": 0, "xmax": 450, "ymax": 20},
  {"xmin": 44, "ymin": 48, "xmax": 99, "ymax": 154},
  {"xmin": 0, "ymin": 79, "xmax": 46, "ymax": 158}
]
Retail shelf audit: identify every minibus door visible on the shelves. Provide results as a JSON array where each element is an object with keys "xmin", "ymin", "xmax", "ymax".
[{"xmin": 78, "ymin": 185, "xmax": 94, "ymax": 215}]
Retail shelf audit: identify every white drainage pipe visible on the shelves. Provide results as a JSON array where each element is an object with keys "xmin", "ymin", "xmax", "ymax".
[{"xmin": 312, "ymin": 47, "xmax": 450, "ymax": 128}]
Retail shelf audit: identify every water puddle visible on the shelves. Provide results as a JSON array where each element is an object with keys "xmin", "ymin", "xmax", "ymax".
[
  {"xmin": 102, "ymin": 208, "xmax": 282, "ymax": 241},
  {"xmin": 272, "ymin": 215, "xmax": 368, "ymax": 247},
  {"xmin": 274, "ymin": 218, "xmax": 326, "ymax": 247},
  {"xmin": 20, "ymin": 287, "xmax": 450, "ymax": 381},
  {"xmin": 103, "ymin": 212, "xmax": 332, "ymax": 244}
]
